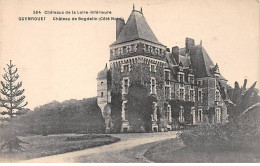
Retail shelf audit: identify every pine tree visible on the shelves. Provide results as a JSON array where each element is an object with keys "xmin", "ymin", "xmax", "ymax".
[{"xmin": 0, "ymin": 60, "xmax": 28, "ymax": 152}]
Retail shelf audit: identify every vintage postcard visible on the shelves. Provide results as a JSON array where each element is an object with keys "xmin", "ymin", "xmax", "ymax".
[{"xmin": 0, "ymin": 0, "xmax": 259, "ymax": 163}]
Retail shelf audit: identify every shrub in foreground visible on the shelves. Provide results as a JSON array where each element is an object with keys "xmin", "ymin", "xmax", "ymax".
[{"xmin": 179, "ymin": 103, "xmax": 260, "ymax": 152}]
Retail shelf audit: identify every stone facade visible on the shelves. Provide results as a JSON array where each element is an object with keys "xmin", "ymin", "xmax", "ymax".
[{"xmin": 97, "ymin": 7, "xmax": 229, "ymax": 133}]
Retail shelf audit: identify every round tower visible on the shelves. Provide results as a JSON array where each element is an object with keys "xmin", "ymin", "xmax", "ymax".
[{"xmin": 97, "ymin": 64, "xmax": 112, "ymax": 132}]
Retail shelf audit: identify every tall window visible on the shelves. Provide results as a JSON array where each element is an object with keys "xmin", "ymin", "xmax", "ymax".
[
  {"xmin": 152, "ymin": 102, "xmax": 157, "ymax": 121},
  {"xmin": 123, "ymin": 64, "xmax": 129, "ymax": 72},
  {"xmin": 180, "ymin": 88, "xmax": 184, "ymax": 100},
  {"xmin": 122, "ymin": 101, "xmax": 127, "ymax": 120},
  {"xmin": 150, "ymin": 64, "xmax": 156, "ymax": 73},
  {"xmin": 165, "ymin": 87, "xmax": 170, "ymax": 100},
  {"xmin": 151, "ymin": 78, "xmax": 156, "ymax": 94},
  {"xmin": 122, "ymin": 78, "xmax": 129, "ymax": 94},
  {"xmin": 198, "ymin": 89, "xmax": 202, "ymax": 102},
  {"xmin": 167, "ymin": 105, "xmax": 171, "ymax": 122},
  {"xmin": 216, "ymin": 90, "xmax": 220, "ymax": 102},
  {"xmin": 190, "ymin": 90, "xmax": 194, "ymax": 102},
  {"xmin": 165, "ymin": 70, "xmax": 170, "ymax": 85},
  {"xmin": 198, "ymin": 109, "xmax": 203, "ymax": 122},
  {"xmin": 179, "ymin": 107, "xmax": 184, "ymax": 123},
  {"xmin": 101, "ymin": 92, "xmax": 103, "ymax": 97},
  {"xmin": 216, "ymin": 108, "xmax": 221, "ymax": 123}
]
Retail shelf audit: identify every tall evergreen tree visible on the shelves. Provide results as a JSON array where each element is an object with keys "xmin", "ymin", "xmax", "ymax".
[{"xmin": 0, "ymin": 60, "xmax": 28, "ymax": 152}]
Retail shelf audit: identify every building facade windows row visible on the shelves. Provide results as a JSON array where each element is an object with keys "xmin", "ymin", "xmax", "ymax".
[
  {"xmin": 112, "ymin": 44, "xmax": 137, "ymax": 56},
  {"xmin": 110, "ymin": 56, "xmax": 166, "ymax": 69},
  {"xmin": 110, "ymin": 43, "xmax": 166, "ymax": 57}
]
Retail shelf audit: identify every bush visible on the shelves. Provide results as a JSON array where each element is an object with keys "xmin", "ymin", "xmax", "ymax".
[
  {"xmin": 179, "ymin": 124, "xmax": 229, "ymax": 151},
  {"xmin": 179, "ymin": 103, "xmax": 260, "ymax": 152}
]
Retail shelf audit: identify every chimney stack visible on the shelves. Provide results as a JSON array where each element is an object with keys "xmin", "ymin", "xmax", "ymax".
[
  {"xmin": 116, "ymin": 18, "xmax": 125, "ymax": 40},
  {"xmin": 172, "ymin": 46, "xmax": 179, "ymax": 63},
  {"xmin": 185, "ymin": 37, "xmax": 195, "ymax": 54}
]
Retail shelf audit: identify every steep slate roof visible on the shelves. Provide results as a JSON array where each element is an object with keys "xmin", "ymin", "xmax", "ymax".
[
  {"xmin": 179, "ymin": 55, "xmax": 190, "ymax": 67},
  {"xmin": 189, "ymin": 45, "xmax": 215, "ymax": 78},
  {"xmin": 112, "ymin": 10, "xmax": 164, "ymax": 46}
]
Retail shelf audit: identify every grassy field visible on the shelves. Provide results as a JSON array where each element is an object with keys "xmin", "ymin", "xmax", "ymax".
[
  {"xmin": 144, "ymin": 138, "xmax": 260, "ymax": 163},
  {"xmin": 0, "ymin": 134, "xmax": 120, "ymax": 162}
]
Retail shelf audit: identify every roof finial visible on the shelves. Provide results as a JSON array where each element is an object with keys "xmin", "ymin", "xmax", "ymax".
[
  {"xmin": 141, "ymin": 7, "xmax": 143, "ymax": 13},
  {"xmin": 133, "ymin": 4, "xmax": 135, "ymax": 10},
  {"xmin": 200, "ymin": 40, "xmax": 202, "ymax": 45}
]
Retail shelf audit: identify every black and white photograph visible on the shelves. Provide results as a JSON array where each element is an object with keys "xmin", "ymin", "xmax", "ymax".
[{"xmin": 0, "ymin": 0, "xmax": 259, "ymax": 163}]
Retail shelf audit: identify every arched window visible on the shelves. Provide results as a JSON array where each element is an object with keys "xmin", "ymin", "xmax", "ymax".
[{"xmin": 101, "ymin": 92, "xmax": 104, "ymax": 97}]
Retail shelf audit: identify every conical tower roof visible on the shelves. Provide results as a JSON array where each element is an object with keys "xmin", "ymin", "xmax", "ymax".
[
  {"xmin": 111, "ymin": 9, "xmax": 164, "ymax": 46},
  {"xmin": 97, "ymin": 64, "xmax": 108, "ymax": 79}
]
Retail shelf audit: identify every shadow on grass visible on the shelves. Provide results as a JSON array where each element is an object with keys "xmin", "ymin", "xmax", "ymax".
[
  {"xmin": 144, "ymin": 138, "xmax": 259, "ymax": 163},
  {"xmin": 0, "ymin": 134, "xmax": 120, "ymax": 162}
]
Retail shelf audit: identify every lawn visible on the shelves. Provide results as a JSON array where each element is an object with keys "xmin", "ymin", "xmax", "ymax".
[
  {"xmin": 0, "ymin": 133, "xmax": 120, "ymax": 162},
  {"xmin": 144, "ymin": 138, "xmax": 260, "ymax": 163}
]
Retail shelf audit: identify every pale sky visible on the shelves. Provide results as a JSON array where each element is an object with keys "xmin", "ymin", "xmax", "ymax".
[{"xmin": 0, "ymin": 0, "xmax": 259, "ymax": 110}]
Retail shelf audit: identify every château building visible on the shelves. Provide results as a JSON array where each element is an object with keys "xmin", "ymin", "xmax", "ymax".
[{"xmin": 97, "ymin": 6, "xmax": 229, "ymax": 133}]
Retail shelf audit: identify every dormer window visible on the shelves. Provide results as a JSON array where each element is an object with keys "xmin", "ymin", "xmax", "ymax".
[
  {"xmin": 115, "ymin": 48, "xmax": 118, "ymax": 56},
  {"xmin": 197, "ymin": 80, "xmax": 202, "ymax": 86},
  {"xmin": 123, "ymin": 46, "xmax": 126, "ymax": 54},
  {"xmin": 145, "ymin": 45, "xmax": 149, "ymax": 52},
  {"xmin": 131, "ymin": 44, "xmax": 135, "ymax": 52},
  {"xmin": 188, "ymin": 75, "xmax": 194, "ymax": 84},
  {"xmin": 178, "ymin": 73, "xmax": 184, "ymax": 84}
]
